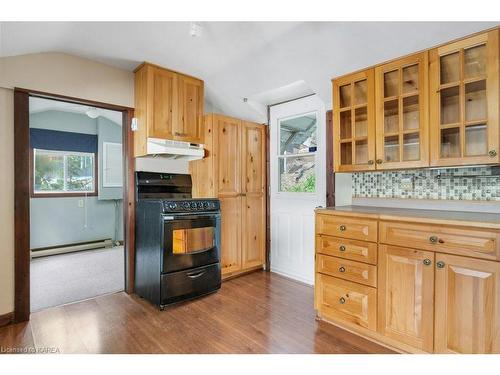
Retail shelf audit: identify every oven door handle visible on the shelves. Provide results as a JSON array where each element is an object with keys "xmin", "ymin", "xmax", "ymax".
[
  {"xmin": 162, "ymin": 214, "xmax": 220, "ymax": 221},
  {"xmin": 186, "ymin": 270, "xmax": 207, "ymax": 279}
]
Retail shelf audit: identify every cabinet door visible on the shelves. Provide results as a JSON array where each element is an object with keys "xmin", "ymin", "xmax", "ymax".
[
  {"xmin": 435, "ymin": 253, "xmax": 500, "ymax": 353},
  {"xmin": 378, "ymin": 245, "xmax": 435, "ymax": 352},
  {"xmin": 151, "ymin": 66, "xmax": 176, "ymax": 139},
  {"xmin": 375, "ymin": 52, "xmax": 429, "ymax": 169},
  {"xmin": 189, "ymin": 114, "xmax": 215, "ymax": 198},
  {"xmin": 430, "ymin": 30, "xmax": 499, "ymax": 166},
  {"xmin": 175, "ymin": 74, "xmax": 204, "ymax": 144},
  {"xmin": 219, "ymin": 196, "xmax": 242, "ymax": 276},
  {"xmin": 214, "ymin": 115, "xmax": 241, "ymax": 196},
  {"xmin": 333, "ymin": 69, "xmax": 376, "ymax": 172},
  {"xmin": 242, "ymin": 122, "xmax": 266, "ymax": 194},
  {"xmin": 241, "ymin": 194, "xmax": 265, "ymax": 270}
]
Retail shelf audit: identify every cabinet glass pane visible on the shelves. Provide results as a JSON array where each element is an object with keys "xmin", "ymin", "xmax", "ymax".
[
  {"xmin": 384, "ymin": 70, "xmax": 399, "ymax": 98},
  {"xmin": 384, "ymin": 135, "xmax": 400, "ymax": 162},
  {"xmin": 354, "ymin": 80, "xmax": 367, "ymax": 105},
  {"xmin": 402, "ymin": 64, "xmax": 419, "ymax": 93},
  {"xmin": 340, "ymin": 110, "xmax": 352, "ymax": 139},
  {"xmin": 355, "ymin": 140, "xmax": 368, "ymax": 164},
  {"xmin": 340, "ymin": 142, "xmax": 352, "ymax": 165},
  {"xmin": 465, "ymin": 80, "xmax": 487, "ymax": 122},
  {"xmin": 440, "ymin": 52, "xmax": 460, "ymax": 84},
  {"xmin": 440, "ymin": 127, "xmax": 461, "ymax": 158},
  {"xmin": 403, "ymin": 133, "xmax": 420, "ymax": 161},
  {"xmin": 465, "ymin": 124, "xmax": 487, "ymax": 156},
  {"xmin": 464, "ymin": 44, "xmax": 486, "ymax": 80},
  {"xmin": 384, "ymin": 99, "xmax": 399, "ymax": 133},
  {"xmin": 354, "ymin": 107, "xmax": 368, "ymax": 137},
  {"xmin": 340, "ymin": 84, "xmax": 351, "ymax": 108},
  {"xmin": 440, "ymin": 86, "xmax": 460, "ymax": 125},
  {"xmin": 403, "ymin": 95, "xmax": 419, "ymax": 131}
]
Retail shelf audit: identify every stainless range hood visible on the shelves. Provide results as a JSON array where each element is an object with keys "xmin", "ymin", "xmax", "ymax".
[{"xmin": 146, "ymin": 138, "xmax": 205, "ymax": 160}]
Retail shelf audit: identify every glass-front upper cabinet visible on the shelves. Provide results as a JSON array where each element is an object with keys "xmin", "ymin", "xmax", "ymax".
[
  {"xmin": 333, "ymin": 69, "xmax": 376, "ymax": 171},
  {"xmin": 430, "ymin": 30, "xmax": 499, "ymax": 166},
  {"xmin": 375, "ymin": 52, "xmax": 429, "ymax": 169}
]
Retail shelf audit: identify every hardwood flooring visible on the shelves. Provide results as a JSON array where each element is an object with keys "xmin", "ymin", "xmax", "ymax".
[{"xmin": 0, "ymin": 271, "xmax": 394, "ymax": 354}]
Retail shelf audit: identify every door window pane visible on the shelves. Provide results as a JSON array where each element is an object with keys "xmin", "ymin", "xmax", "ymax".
[
  {"xmin": 173, "ymin": 227, "xmax": 215, "ymax": 254},
  {"xmin": 279, "ymin": 155, "xmax": 315, "ymax": 192},
  {"xmin": 279, "ymin": 113, "xmax": 317, "ymax": 155}
]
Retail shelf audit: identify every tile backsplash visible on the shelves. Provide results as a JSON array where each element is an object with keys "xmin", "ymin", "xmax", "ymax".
[{"xmin": 352, "ymin": 166, "xmax": 500, "ymax": 201}]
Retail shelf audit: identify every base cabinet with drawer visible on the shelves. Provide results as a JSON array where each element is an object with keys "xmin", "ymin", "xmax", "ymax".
[{"xmin": 315, "ymin": 208, "xmax": 500, "ymax": 354}]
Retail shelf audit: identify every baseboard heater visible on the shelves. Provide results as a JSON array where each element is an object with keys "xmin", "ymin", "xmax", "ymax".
[{"xmin": 31, "ymin": 239, "xmax": 114, "ymax": 259}]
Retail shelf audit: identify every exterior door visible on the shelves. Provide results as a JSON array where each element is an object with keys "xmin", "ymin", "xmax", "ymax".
[
  {"xmin": 270, "ymin": 95, "xmax": 326, "ymax": 284},
  {"xmin": 378, "ymin": 245, "xmax": 434, "ymax": 352},
  {"xmin": 435, "ymin": 253, "xmax": 500, "ymax": 353}
]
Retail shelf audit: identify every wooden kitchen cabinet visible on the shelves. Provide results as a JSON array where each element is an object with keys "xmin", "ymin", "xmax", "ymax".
[
  {"xmin": 378, "ymin": 245, "xmax": 434, "ymax": 352},
  {"xmin": 134, "ymin": 62, "xmax": 204, "ymax": 156},
  {"xmin": 434, "ymin": 253, "xmax": 500, "ymax": 353},
  {"xmin": 333, "ymin": 69, "xmax": 376, "ymax": 171},
  {"xmin": 190, "ymin": 114, "xmax": 266, "ymax": 278},
  {"xmin": 429, "ymin": 30, "xmax": 499, "ymax": 166},
  {"xmin": 375, "ymin": 52, "xmax": 429, "ymax": 169}
]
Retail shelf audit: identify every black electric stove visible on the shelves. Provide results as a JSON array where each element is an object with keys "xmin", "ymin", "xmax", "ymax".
[{"xmin": 134, "ymin": 172, "xmax": 221, "ymax": 309}]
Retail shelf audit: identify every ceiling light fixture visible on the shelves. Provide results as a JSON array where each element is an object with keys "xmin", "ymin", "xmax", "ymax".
[
  {"xmin": 190, "ymin": 22, "xmax": 202, "ymax": 37},
  {"xmin": 86, "ymin": 107, "xmax": 99, "ymax": 119}
]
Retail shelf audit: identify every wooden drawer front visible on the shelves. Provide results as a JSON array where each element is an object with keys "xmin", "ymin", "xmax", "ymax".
[
  {"xmin": 316, "ymin": 235, "xmax": 377, "ymax": 265},
  {"xmin": 317, "ymin": 254, "xmax": 377, "ymax": 287},
  {"xmin": 316, "ymin": 214, "xmax": 377, "ymax": 242},
  {"xmin": 316, "ymin": 273, "xmax": 377, "ymax": 331},
  {"xmin": 380, "ymin": 221, "xmax": 500, "ymax": 261}
]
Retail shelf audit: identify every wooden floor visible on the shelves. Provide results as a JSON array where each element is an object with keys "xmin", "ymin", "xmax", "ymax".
[{"xmin": 0, "ymin": 271, "xmax": 394, "ymax": 354}]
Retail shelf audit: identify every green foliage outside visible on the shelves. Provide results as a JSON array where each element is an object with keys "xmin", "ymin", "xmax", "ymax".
[{"xmin": 283, "ymin": 174, "xmax": 316, "ymax": 193}]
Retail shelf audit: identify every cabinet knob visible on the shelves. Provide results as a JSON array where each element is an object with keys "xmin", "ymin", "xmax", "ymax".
[
  {"xmin": 423, "ymin": 259, "xmax": 432, "ymax": 266},
  {"xmin": 368, "ymin": 160, "xmax": 374, "ymax": 165},
  {"xmin": 436, "ymin": 261, "xmax": 445, "ymax": 269},
  {"xmin": 429, "ymin": 235, "xmax": 439, "ymax": 243},
  {"xmin": 339, "ymin": 245, "xmax": 346, "ymax": 252},
  {"xmin": 339, "ymin": 297, "xmax": 346, "ymax": 304},
  {"xmin": 338, "ymin": 266, "xmax": 346, "ymax": 273},
  {"xmin": 339, "ymin": 225, "xmax": 346, "ymax": 231},
  {"xmin": 376, "ymin": 159, "xmax": 383, "ymax": 164},
  {"xmin": 489, "ymin": 150, "xmax": 497, "ymax": 157}
]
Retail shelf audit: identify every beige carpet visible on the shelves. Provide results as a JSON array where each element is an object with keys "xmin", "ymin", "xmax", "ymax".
[{"xmin": 30, "ymin": 246, "xmax": 125, "ymax": 312}]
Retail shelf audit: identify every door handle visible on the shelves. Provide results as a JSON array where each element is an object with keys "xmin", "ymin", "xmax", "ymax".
[{"xmin": 186, "ymin": 270, "xmax": 206, "ymax": 279}]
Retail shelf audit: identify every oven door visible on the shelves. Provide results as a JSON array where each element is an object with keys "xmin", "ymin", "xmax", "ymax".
[{"xmin": 162, "ymin": 213, "xmax": 221, "ymax": 273}]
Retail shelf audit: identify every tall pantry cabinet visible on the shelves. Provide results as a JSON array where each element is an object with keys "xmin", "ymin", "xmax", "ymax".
[{"xmin": 190, "ymin": 113, "xmax": 267, "ymax": 279}]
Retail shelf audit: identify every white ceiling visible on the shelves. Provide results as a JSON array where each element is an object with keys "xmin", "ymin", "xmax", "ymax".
[
  {"xmin": 29, "ymin": 96, "xmax": 123, "ymax": 125},
  {"xmin": 1, "ymin": 22, "xmax": 498, "ymax": 122}
]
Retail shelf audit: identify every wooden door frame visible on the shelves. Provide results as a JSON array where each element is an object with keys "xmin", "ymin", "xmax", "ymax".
[{"xmin": 14, "ymin": 88, "xmax": 135, "ymax": 323}]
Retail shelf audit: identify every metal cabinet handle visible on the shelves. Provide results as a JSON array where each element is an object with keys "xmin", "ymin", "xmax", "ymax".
[
  {"xmin": 174, "ymin": 132, "xmax": 188, "ymax": 136},
  {"xmin": 436, "ymin": 261, "xmax": 445, "ymax": 269},
  {"xmin": 423, "ymin": 259, "xmax": 432, "ymax": 266},
  {"xmin": 339, "ymin": 225, "xmax": 346, "ymax": 231},
  {"xmin": 187, "ymin": 270, "xmax": 206, "ymax": 279},
  {"xmin": 368, "ymin": 160, "xmax": 374, "ymax": 165},
  {"xmin": 339, "ymin": 245, "xmax": 346, "ymax": 252},
  {"xmin": 489, "ymin": 150, "xmax": 497, "ymax": 157},
  {"xmin": 339, "ymin": 297, "xmax": 346, "ymax": 304},
  {"xmin": 339, "ymin": 266, "xmax": 346, "ymax": 273},
  {"xmin": 429, "ymin": 235, "xmax": 439, "ymax": 243},
  {"xmin": 376, "ymin": 159, "xmax": 383, "ymax": 164}
]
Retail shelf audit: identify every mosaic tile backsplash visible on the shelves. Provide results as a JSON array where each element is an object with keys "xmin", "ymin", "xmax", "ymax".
[{"xmin": 352, "ymin": 166, "xmax": 500, "ymax": 201}]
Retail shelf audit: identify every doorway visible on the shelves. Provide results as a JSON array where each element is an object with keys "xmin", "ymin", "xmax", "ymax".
[
  {"xmin": 269, "ymin": 95, "xmax": 326, "ymax": 284},
  {"xmin": 14, "ymin": 89, "xmax": 135, "ymax": 322}
]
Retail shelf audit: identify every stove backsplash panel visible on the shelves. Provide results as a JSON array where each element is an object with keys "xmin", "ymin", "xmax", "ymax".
[{"xmin": 352, "ymin": 166, "xmax": 500, "ymax": 201}]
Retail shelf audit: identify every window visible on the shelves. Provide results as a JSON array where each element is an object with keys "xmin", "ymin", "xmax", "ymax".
[
  {"xmin": 278, "ymin": 112, "xmax": 317, "ymax": 193},
  {"xmin": 33, "ymin": 149, "xmax": 96, "ymax": 195}
]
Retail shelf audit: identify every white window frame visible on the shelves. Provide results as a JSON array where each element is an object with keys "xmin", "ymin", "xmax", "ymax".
[
  {"xmin": 276, "ymin": 110, "xmax": 318, "ymax": 196},
  {"xmin": 33, "ymin": 148, "xmax": 96, "ymax": 195}
]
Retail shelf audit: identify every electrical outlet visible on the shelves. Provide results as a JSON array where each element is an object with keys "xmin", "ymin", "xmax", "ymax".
[
  {"xmin": 400, "ymin": 177, "xmax": 413, "ymax": 191},
  {"xmin": 78, "ymin": 199, "xmax": 84, "ymax": 208}
]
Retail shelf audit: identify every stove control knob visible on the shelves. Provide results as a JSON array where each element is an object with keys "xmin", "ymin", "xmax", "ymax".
[
  {"xmin": 190, "ymin": 202, "xmax": 197, "ymax": 209},
  {"xmin": 167, "ymin": 202, "xmax": 177, "ymax": 211},
  {"xmin": 203, "ymin": 202, "xmax": 209, "ymax": 209},
  {"xmin": 182, "ymin": 202, "xmax": 190, "ymax": 210},
  {"xmin": 197, "ymin": 202, "xmax": 203, "ymax": 209}
]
